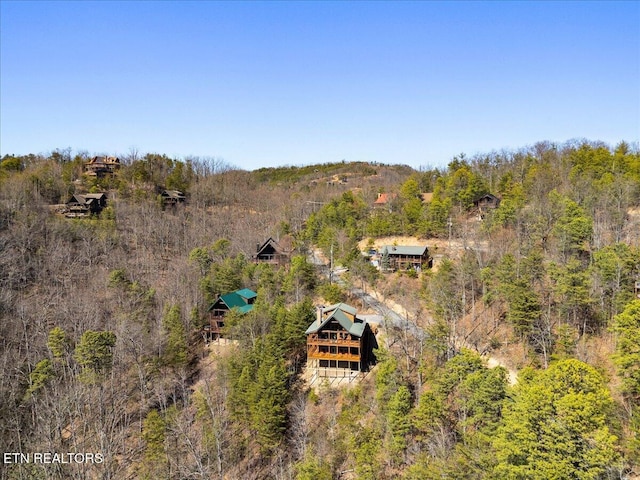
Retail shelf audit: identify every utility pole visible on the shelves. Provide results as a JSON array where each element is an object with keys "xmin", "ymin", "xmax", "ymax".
[{"xmin": 329, "ymin": 244, "xmax": 334, "ymax": 284}]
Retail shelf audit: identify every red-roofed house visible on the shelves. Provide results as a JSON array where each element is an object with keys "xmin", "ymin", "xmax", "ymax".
[{"xmin": 373, "ymin": 192, "xmax": 398, "ymax": 211}]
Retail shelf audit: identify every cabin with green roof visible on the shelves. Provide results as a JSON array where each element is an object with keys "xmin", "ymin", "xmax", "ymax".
[
  {"xmin": 205, "ymin": 288, "xmax": 257, "ymax": 340},
  {"xmin": 305, "ymin": 303, "xmax": 377, "ymax": 377},
  {"xmin": 381, "ymin": 245, "xmax": 431, "ymax": 271}
]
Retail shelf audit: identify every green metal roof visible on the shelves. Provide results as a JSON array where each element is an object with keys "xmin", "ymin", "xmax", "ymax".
[
  {"xmin": 382, "ymin": 245, "xmax": 428, "ymax": 256},
  {"xmin": 219, "ymin": 292, "xmax": 248, "ymax": 309},
  {"xmin": 323, "ymin": 303, "xmax": 357, "ymax": 316},
  {"xmin": 236, "ymin": 304, "xmax": 254, "ymax": 314},
  {"xmin": 208, "ymin": 289, "xmax": 256, "ymax": 314},
  {"xmin": 235, "ymin": 288, "xmax": 257, "ymax": 300},
  {"xmin": 305, "ymin": 303, "xmax": 366, "ymax": 337}
]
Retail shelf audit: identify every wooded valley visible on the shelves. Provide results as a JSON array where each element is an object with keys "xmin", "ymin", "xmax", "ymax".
[{"xmin": 1, "ymin": 139, "xmax": 639, "ymax": 479}]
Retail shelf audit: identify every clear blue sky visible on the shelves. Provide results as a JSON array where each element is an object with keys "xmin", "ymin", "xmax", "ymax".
[{"xmin": 1, "ymin": 1, "xmax": 638, "ymax": 170}]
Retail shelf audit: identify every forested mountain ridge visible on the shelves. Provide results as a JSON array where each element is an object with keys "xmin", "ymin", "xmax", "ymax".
[{"xmin": 1, "ymin": 139, "xmax": 639, "ymax": 479}]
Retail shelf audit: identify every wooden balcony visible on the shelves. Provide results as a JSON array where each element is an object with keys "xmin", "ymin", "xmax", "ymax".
[
  {"xmin": 307, "ymin": 345, "xmax": 361, "ymax": 362},
  {"xmin": 255, "ymin": 254, "xmax": 288, "ymax": 265},
  {"xmin": 205, "ymin": 316, "xmax": 225, "ymax": 334},
  {"xmin": 307, "ymin": 333, "xmax": 361, "ymax": 348}
]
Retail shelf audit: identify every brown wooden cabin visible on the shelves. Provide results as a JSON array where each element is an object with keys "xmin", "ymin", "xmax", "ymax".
[
  {"xmin": 473, "ymin": 193, "xmax": 501, "ymax": 217},
  {"xmin": 305, "ymin": 303, "xmax": 377, "ymax": 375},
  {"xmin": 380, "ymin": 245, "xmax": 431, "ymax": 271},
  {"xmin": 160, "ymin": 190, "xmax": 186, "ymax": 208},
  {"xmin": 204, "ymin": 288, "xmax": 257, "ymax": 341},
  {"xmin": 84, "ymin": 156, "xmax": 120, "ymax": 177},
  {"xmin": 65, "ymin": 193, "xmax": 107, "ymax": 217},
  {"xmin": 254, "ymin": 237, "xmax": 290, "ymax": 265}
]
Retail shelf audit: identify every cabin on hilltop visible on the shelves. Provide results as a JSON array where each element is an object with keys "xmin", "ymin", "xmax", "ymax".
[
  {"xmin": 64, "ymin": 193, "xmax": 107, "ymax": 217},
  {"xmin": 84, "ymin": 156, "xmax": 120, "ymax": 177},
  {"xmin": 305, "ymin": 303, "xmax": 377, "ymax": 381},
  {"xmin": 254, "ymin": 237, "xmax": 291, "ymax": 265},
  {"xmin": 204, "ymin": 288, "xmax": 257, "ymax": 341}
]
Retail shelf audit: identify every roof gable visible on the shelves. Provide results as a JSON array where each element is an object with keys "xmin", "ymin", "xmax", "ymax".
[
  {"xmin": 208, "ymin": 288, "xmax": 257, "ymax": 312},
  {"xmin": 87, "ymin": 156, "xmax": 120, "ymax": 165},
  {"xmin": 67, "ymin": 193, "xmax": 107, "ymax": 205},
  {"xmin": 219, "ymin": 293, "xmax": 248, "ymax": 309},
  {"xmin": 161, "ymin": 190, "xmax": 185, "ymax": 199},
  {"xmin": 84, "ymin": 193, "xmax": 106, "ymax": 200},
  {"xmin": 305, "ymin": 303, "xmax": 366, "ymax": 337},
  {"xmin": 374, "ymin": 193, "xmax": 397, "ymax": 205},
  {"xmin": 68, "ymin": 194, "xmax": 86, "ymax": 204},
  {"xmin": 473, "ymin": 193, "xmax": 501, "ymax": 205},
  {"xmin": 257, "ymin": 237, "xmax": 283, "ymax": 255},
  {"xmin": 323, "ymin": 303, "xmax": 357, "ymax": 316}
]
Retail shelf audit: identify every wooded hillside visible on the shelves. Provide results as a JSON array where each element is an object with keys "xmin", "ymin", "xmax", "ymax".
[{"xmin": 1, "ymin": 139, "xmax": 639, "ymax": 479}]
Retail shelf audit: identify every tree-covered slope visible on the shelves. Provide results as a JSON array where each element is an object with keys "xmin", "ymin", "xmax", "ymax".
[{"xmin": 1, "ymin": 139, "xmax": 639, "ymax": 479}]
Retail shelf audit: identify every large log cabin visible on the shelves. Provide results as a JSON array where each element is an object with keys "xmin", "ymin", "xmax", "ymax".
[
  {"xmin": 84, "ymin": 156, "xmax": 120, "ymax": 177},
  {"xmin": 305, "ymin": 303, "xmax": 377, "ymax": 376}
]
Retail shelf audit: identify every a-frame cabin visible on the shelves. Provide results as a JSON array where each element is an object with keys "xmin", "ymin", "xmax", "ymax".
[{"xmin": 254, "ymin": 237, "xmax": 290, "ymax": 266}]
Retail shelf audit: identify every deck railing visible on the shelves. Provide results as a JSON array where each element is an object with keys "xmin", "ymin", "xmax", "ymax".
[
  {"xmin": 307, "ymin": 333, "xmax": 360, "ymax": 347},
  {"xmin": 307, "ymin": 346, "xmax": 361, "ymax": 362}
]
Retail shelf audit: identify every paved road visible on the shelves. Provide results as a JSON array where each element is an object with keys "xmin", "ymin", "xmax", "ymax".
[
  {"xmin": 309, "ymin": 248, "xmax": 517, "ymax": 384},
  {"xmin": 351, "ymin": 285, "xmax": 426, "ymax": 339},
  {"xmin": 310, "ymin": 248, "xmax": 425, "ymax": 338}
]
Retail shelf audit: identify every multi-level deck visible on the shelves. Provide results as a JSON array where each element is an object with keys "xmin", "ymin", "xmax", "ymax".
[
  {"xmin": 305, "ymin": 303, "xmax": 377, "ymax": 375},
  {"xmin": 307, "ymin": 332, "xmax": 362, "ymax": 367},
  {"xmin": 203, "ymin": 313, "xmax": 225, "ymax": 339},
  {"xmin": 84, "ymin": 156, "xmax": 120, "ymax": 177}
]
